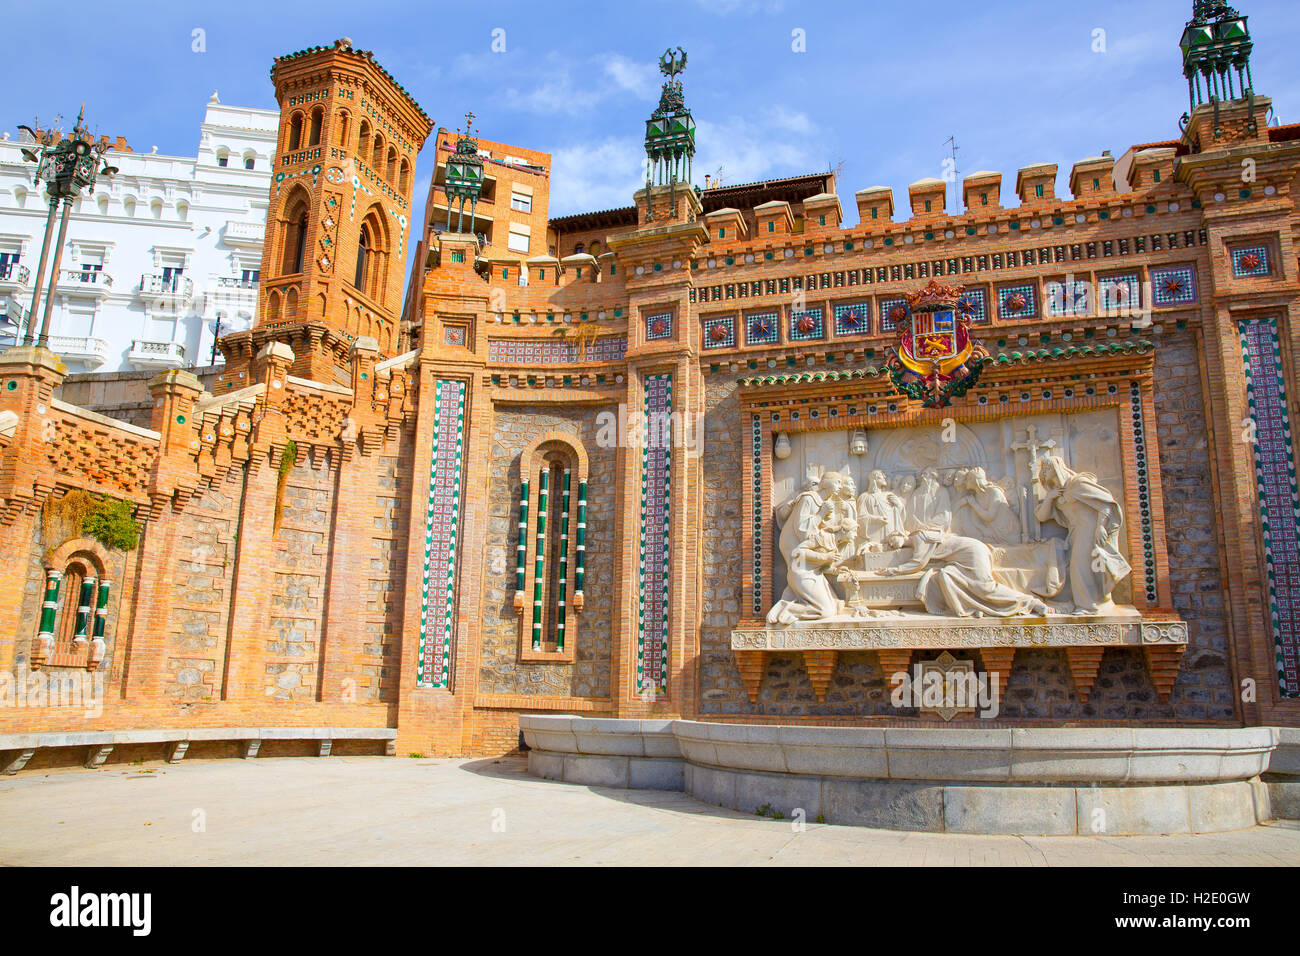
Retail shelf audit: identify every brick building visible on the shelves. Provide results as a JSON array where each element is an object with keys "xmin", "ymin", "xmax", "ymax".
[{"xmin": 1, "ymin": 4, "xmax": 1299, "ymax": 768}]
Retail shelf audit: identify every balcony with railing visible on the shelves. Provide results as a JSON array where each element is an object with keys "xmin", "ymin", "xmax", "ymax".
[
  {"xmin": 0, "ymin": 262, "xmax": 30, "ymax": 293},
  {"xmin": 222, "ymin": 220, "xmax": 265, "ymax": 247},
  {"xmin": 139, "ymin": 273, "xmax": 195, "ymax": 307},
  {"xmin": 57, "ymin": 269, "xmax": 114, "ymax": 300},
  {"xmin": 216, "ymin": 275, "xmax": 260, "ymax": 290},
  {"xmin": 127, "ymin": 339, "xmax": 186, "ymax": 371},
  {"xmin": 48, "ymin": 334, "xmax": 111, "ymax": 368}
]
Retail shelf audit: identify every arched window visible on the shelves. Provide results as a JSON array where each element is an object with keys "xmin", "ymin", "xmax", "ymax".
[
  {"xmin": 386, "ymin": 147, "xmax": 398, "ymax": 183},
  {"xmin": 574, "ymin": 243, "xmax": 585, "ymax": 254},
  {"xmin": 353, "ymin": 207, "xmax": 388, "ymax": 299},
  {"xmin": 279, "ymin": 190, "xmax": 309, "ymax": 275},
  {"xmin": 372, "ymin": 135, "xmax": 384, "ymax": 169},
  {"xmin": 309, "ymin": 107, "xmax": 323, "ymax": 147},
  {"xmin": 243, "ymin": 151, "xmax": 256, "ymax": 170},
  {"xmin": 265, "ymin": 289, "xmax": 281, "ymax": 324},
  {"xmin": 150, "ymin": 199, "xmax": 163, "ymax": 219},
  {"xmin": 285, "ymin": 286, "xmax": 299, "ymax": 322},
  {"xmin": 288, "ymin": 112, "xmax": 304, "ymax": 151},
  {"xmin": 216, "ymin": 148, "xmax": 229, "ymax": 167},
  {"xmin": 514, "ymin": 434, "xmax": 589, "ymax": 662},
  {"xmin": 336, "ymin": 112, "xmax": 351, "ymax": 147},
  {"xmin": 358, "ymin": 119, "xmax": 370, "ymax": 152},
  {"xmin": 33, "ymin": 544, "xmax": 111, "ymax": 670},
  {"xmin": 354, "ymin": 223, "xmax": 371, "ymax": 291},
  {"xmin": 399, "ymin": 158, "xmax": 410, "ymax": 193},
  {"xmin": 52, "ymin": 563, "xmax": 87, "ymax": 656},
  {"xmin": 122, "ymin": 196, "xmax": 135, "ymax": 217}
]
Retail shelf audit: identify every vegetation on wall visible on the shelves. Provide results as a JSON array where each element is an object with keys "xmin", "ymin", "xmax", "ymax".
[
  {"xmin": 273, "ymin": 440, "xmax": 298, "ymax": 533},
  {"xmin": 83, "ymin": 498, "xmax": 141, "ymax": 551},
  {"xmin": 41, "ymin": 490, "xmax": 141, "ymax": 552},
  {"xmin": 41, "ymin": 490, "xmax": 97, "ymax": 546}
]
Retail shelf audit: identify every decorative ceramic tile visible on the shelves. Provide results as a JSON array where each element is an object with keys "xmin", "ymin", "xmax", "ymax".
[
  {"xmin": 997, "ymin": 283, "xmax": 1038, "ymax": 319},
  {"xmin": 1046, "ymin": 279, "xmax": 1091, "ymax": 317},
  {"xmin": 487, "ymin": 336, "xmax": 626, "ymax": 364},
  {"xmin": 956, "ymin": 287, "xmax": 988, "ymax": 324},
  {"xmin": 418, "ymin": 379, "xmax": 466, "ymax": 689},
  {"xmin": 639, "ymin": 373, "xmax": 672, "ymax": 694},
  {"xmin": 751, "ymin": 414, "xmax": 764, "ymax": 615},
  {"xmin": 789, "ymin": 307, "xmax": 825, "ymax": 342},
  {"xmin": 702, "ymin": 314, "xmax": 736, "ymax": 349},
  {"xmin": 1099, "ymin": 274, "xmax": 1141, "ymax": 313},
  {"xmin": 1241, "ymin": 318, "xmax": 1300, "ymax": 697},
  {"xmin": 879, "ymin": 297, "xmax": 908, "ymax": 332},
  {"xmin": 1151, "ymin": 265, "xmax": 1197, "ymax": 305},
  {"xmin": 1232, "ymin": 245, "xmax": 1270, "ymax": 278},
  {"xmin": 443, "ymin": 326, "xmax": 467, "ymax": 347},
  {"xmin": 645, "ymin": 311, "xmax": 673, "ymax": 341},
  {"xmin": 746, "ymin": 311, "xmax": 779, "ymax": 345},
  {"xmin": 1130, "ymin": 382, "xmax": 1158, "ymax": 604},
  {"xmin": 832, "ymin": 302, "xmax": 870, "ymax": 336}
]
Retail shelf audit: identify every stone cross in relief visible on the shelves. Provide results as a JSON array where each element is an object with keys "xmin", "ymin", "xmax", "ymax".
[{"xmin": 1011, "ymin": 425, "xmax": 1058, "ymax": 540}]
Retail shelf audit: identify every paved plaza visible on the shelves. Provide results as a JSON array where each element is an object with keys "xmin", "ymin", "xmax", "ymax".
[{"xmin": 1, "ymin": 756, "xmax": 1298, "ymax": 866}]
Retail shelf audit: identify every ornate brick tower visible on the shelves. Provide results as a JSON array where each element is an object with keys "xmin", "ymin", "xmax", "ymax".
[{"xmin": 220, "ymin": 38, "xmax": 432, "ymax": 384}]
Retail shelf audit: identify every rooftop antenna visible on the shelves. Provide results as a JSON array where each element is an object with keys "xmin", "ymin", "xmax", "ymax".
[
  {"xmin": 706, "ymin": 165, "xmax": 724, "ymax": 189},
  {"xmin": 943, "ymin": 135, "xmax": 961, "ymax": 207}
]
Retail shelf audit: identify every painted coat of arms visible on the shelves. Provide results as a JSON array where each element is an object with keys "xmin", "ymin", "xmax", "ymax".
[{"xmin": 885, "ymin": 280, "xmax": 989, "ymax": 408}]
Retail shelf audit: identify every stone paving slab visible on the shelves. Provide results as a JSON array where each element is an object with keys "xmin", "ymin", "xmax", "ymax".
[{"xmin": 0, "ymin": 756, "xmax": 1297, "ymax": 866}]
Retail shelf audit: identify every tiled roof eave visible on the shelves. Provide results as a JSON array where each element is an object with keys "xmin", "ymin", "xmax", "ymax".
[
  {"xmin": 734, "ymin": 339, "xmax": 1154, "ymax": 388},
  {"xmin": 271, "ymin": 45, "xmax": 431, "ymax": 127}
]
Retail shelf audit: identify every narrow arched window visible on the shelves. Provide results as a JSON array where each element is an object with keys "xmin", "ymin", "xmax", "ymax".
[
  {"xmin": 515, "ymin": 436, "xmax": 588, "ymax": 661},
  {"xmin": 53, "ymin": 564, "xmax": 86, "ymax": 655},
  {"xmin": 336, "ymin": 112, "xmax": 350, "ymax": 147},
  {"xmin": 288, "ymin": 113, "xmax": 303, "ymax": 151},
  {"xmin": 281, "ymin": 199, "xmax": 308, "ymax": 275},
  {"xmin": 309, "ymin": 108, "xmax": 323, "ymax": 147},
  {"xmin": 399, "ymin": 158, "xmax": 410, "ymax": 193},
  {"xmin": 354, "ymin": 224, "xmax": 371, "ymax": 291},
  {"xmin": 265, "ymin": 289, "xmax": 281, "ymax": 324}
]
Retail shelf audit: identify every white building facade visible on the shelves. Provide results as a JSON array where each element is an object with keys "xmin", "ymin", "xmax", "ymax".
[{"xmin": 0, "ymin": 94, "xmax": 276, "ymax": 372}]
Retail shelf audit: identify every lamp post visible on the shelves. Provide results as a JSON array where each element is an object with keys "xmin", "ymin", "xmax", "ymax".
[
  {"xmin": 444, "ymin": 112, "xmax": 484, "ymax": 236},
  {"xmin": 15, "ymin": 107, "xmax": 118, "ymax": 350}
]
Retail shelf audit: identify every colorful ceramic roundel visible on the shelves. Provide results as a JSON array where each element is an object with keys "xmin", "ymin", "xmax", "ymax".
[{"xmin": 885, "ymin": 280, "xmax": 989, "ymax": 408}]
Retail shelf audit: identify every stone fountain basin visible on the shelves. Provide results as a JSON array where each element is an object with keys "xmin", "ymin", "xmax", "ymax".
[{"xmin": 519, "ymin": 716, "xmax": 1285, "ymax": 835}]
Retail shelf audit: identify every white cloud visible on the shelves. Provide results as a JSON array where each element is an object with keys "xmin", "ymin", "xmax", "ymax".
[
  {"xmin": 694, "ymin": 108, "xmax": 823, "ymax": 187},
  {"xmin": 504, "ymin": 51, "xmax": 658, "ymax": 117},
  {"xmin": 545, "ymin": 105, "xmax": 824, "ymax": 217},
  {"xmin": 548, "ymin": 137, "xmax": 645, "ymax": 215}
]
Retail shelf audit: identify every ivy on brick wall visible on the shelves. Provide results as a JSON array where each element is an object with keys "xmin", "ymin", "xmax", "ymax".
[
  {"xmin": 83, "ymin": 498, "xmax": 140, "ymax": 552},
  {"xmin": 42, "ymin": 490, "xmax": 140, "ymax": 552}
]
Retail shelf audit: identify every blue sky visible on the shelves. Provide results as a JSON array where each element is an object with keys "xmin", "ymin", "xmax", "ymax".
[{"xmin": 9, "ymin": 0, "xmax": 1299, "ymax": 249}]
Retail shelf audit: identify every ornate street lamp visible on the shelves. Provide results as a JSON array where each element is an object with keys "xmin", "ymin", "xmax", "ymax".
[
  {"xmin": 15, "ymin": 106, "xmax": 118, "ymax": 350},
  {"xmin": 643, "ymin": 46, "xmax": 695, "ymax": 221},
  {"xmin": 1180, "ymin": 2, "xmax": 1254, "ymax": 110},
  {"xmin": 444, "ymin": 111, "xmax": 484, "ymax": 235}
]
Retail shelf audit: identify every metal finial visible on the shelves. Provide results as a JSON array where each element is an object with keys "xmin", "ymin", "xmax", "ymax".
[{"xmin": 659, "ymin": 46, "xmax": 686, "ymax": 82}]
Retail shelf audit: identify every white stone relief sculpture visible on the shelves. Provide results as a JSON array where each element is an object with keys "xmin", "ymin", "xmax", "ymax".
[
  {"xmin": 765, "ymin": 412, "xmax": 1134, "ymax": 626},
  {"xmin": 1033, "ymin": 453, "xmax": 1132, "ymax": 615}
]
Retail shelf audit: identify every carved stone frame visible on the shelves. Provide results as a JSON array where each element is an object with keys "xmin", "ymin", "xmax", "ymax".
[{"xmin": 736, "ymin": 349, "xmax": 1173, "ymax": 626}]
